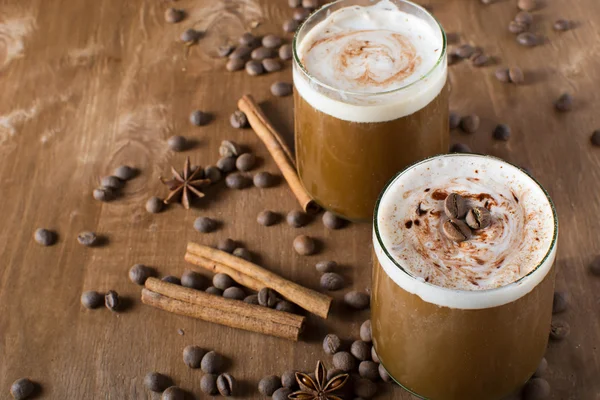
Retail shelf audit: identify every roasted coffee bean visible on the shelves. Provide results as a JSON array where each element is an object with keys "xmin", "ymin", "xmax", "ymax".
[
  {"xmin": 273, "ymin": 387, "xmax": 293, "ymax": 400},
  {"xmin": 444, "ymin": 193, "xmax": 468, "ymax": 219},
  {"xmin": 239, "ymin": 32, "xmax": 258, "ymax": 47},
  {"xmin": 517, "ymin": 0, "xmax": 536, "ymax": 11},
  {"xmin": 450, "ymin": 143, "xmax": 472, "ymax": 153},
  {"xmin": 275, "ymin": 300, "xmax": 296, "ymax": 313},
  {"xmin": 226, "ymin": 173, "xmax": 251, "ymax": 189},
  {"xmin": 279, "ymin": 44, "xmax": 293, "ymax": 60},
  {"xmin": 449, "ymin": 111, "xmax": 461, "ymax": 129},
  {"xmin": 258, "ymin": 287, "xmax": 278, "ymax": 307},
  {"xmin": 359, "ymin": 361, "xmax": 379, "ymax": 381},
  {"xmin": 262, "ymin": 34, "xmax": 283, "ymax": 49},
  {"xmin": 201, "ymin": 351, "xmax": 223, "ymax": 374},
  {"xmin": 34, "ymin": 228, "xmax": 56, "ymax": 246},
  {"xmin": 293, "ymin": 7, "xmax": 311, "ymax": 21},
  {"xmin": 283, "ymin": 19, "xmax": 300, "ymax": 33},
  {"xmin": 509, "ymin": 67, "xmax": 525, "ymax": 84},
  {"xmin": 200, "ymin": 374, "xmax": 218, "ymax": 395},
  {"xmin": 443, "ymin": 219, "xmax": 472, "ymax": 242},
  {"xmin": 236, "ymin": 153, "xmax": 256, "ymax": 171},
  {"xmin": 10, "ymin": 378, "xmax": 35, "ymax": 400},
  {"xmin": 550, "ymin": 320, "xmax": 570, "ymax": 340},
  {"xmin": 495, "ymin": 67, "xmax": 511, "ymax": 83},
  {"xmin": 471, "ymin": 52, "xmax": 489, "ymax": 67},
  {"xmin": 351, "ymin": 340, "xmax": 371, "ymax": 361},
  {"xmin": 190, "ymin": 110, "xmax": 210, "ymax": 126},
  {"xmin": 213, "ymin": 273, "xmax": 234, "ymax": 290},
  {"xmin": 218, "ymin": 45, "xmax": 235, "ymax": 58},
  {"xmin": 165, "ymin": 8, "xmax": 185, "ymax": 23},
  {"xmin": 554, "ymin": 93, "xmax": 573, "ymax": 112},
  {"xmin": 379, "ymin": 364, "xmax": 391, "ymax": 382},
  {"xmin": 360, "ymin": 320, "xmax": 372, "ymax": 342},
  {"xmin": 320, "ymin": 272, "xmax": 344, "ymax": 291},
  {"xmin": 522, "ymin": 378, "xmax": 550, "ymax": 400},
  {"xmin": 230, "ymin": 111, "xmax": 248, "ymax": 128},
  {"xmin": 448, "ymin": 52, "xmax": 461, "ymax": 65},
  {"xmin": 508, "ymin": 20, "xmax": 528, "ymax": 34},
  {"xmin": 323, "ymin": 333, "xmax": 342, "ymax": 354},
  {"xmin": 77, "ymin": 231, "xmax": 97, "ymax": 246},
  {"xmin": 243, "ymin": 294, "xmax": 259, "ymax": 304},
  {"xmin": 257, "ymin": 210, "xmax": 278, "ymax": 226},
  {"xmin": 204, "ymin": 166, "xmax": 222, "ymax": 183},
  {"xmin": 333, "ymin": 351, "xmax": 356, "ymax": 372},
  {"xmin": 194, "ymin": 217, "xmax": 217, "ymax": 233},
  {"xmin": 323, "ymin": 211, "xmax": 345, "ymax": 229},
  {"xmin": 281, "ymin": 371, "xmax": 297, "ymax": 389},
  {"xmin": 288, "ymin": 0, "xmax": 301, "ymax": 7},
  {"xmin": 251, "ymin": 46, "xmax": 273, "ymax": 61},
  {"xmin": 466, "ymin": 207, "xmax": 492, "ymax": 229},
  {"xmin": 287, "ymin": 210, "xmax": 308, "ymax": 227},
  {"xmin": 146, "ymin": 196, "xmax": 164, "ymax": 213},
  {"xmin": 517, "ymin": 32, "xmax": 538, "ymax": 46},
  {"xmin": 515, "ymin": 11, "xmax": 533, "ymax": 25},
  {"xmin": 183, "ymin": 345, "xmax": 206, "ymax": 368},
  {"xmin": 144, "ymin": 372, "xmax": 172, "ymax": 393},
  {"xmin": 223, "ymin": 286, "xmax": 246, "ymax": 300},
  {"xmin": 162, "ymin": 386, "xmax": 186, "ymax": 400},
  {"xmin": 181, "ymin": 29, "xmax": 201, "ymax": 43},
  {"xmin": 217, "ymin": 373, "xmax": 236, "ymax": 396},
  {"xmin": 460, "ymin": 114, "xmax": 480, "ymax": 134},
  {"xmin": 589, "ymin": 255, "xmax": 600, "ymax": 275},
  {"xmin": 259, "ymin": 375, "xmax": 282, "ymax": 396},
  {"xmin": 206, "ymin": 286, "xmax": 223, "ymax": 296},
  {"xmin": 162, "ymin": 275, "xmax": 181, "ymax": 285},
  {"xmin": 271, "ymin": 81, "xmax": 293, "ymax": 97},
  {"xmin": 316, "ymin": 260, "xmax": 337, "ymax": 273},
  {"xmin": 293, "ymin": 235, "xmax": 316, "ymax": 255},
  {"xmin": 263, "ymin": 58, "xmax": 282, "ymax": 72},
  {"xmin": 101, "ymin": 175, "xmax": 124, "ymax": 189},
  {"xmin": 233, "ymin": 247, "xmax": 252, "ymax": 261},
  {"xmin": 167, "ymin": 135, "xmax": 187, "ymax": 152},
  {"xmin": 113, "ymin": 165, "xmax": 135, "ymax": 181},
  {"xmin": 217, "ymin": 157, "xmax": 237, "ymax": 173},
  {"xmin": 229, "ymin": 45, "xmax": 252, "ymax": 60},
  {"xmin": 254, "ymin": 171, "xmax": 276, "ymax": 188},
  {"xmin": 553, "ymin": 19, "xmax": 571, "ymax": 31},
  {"xmin": 533, "ymin": 358, "xmax": 548, "ymax": 377},
  {"xmin": 81, "ymin": 290, "xmax": 104, "ymax": 309},
  {"xmin": 302, "ymin": 0, "xmax": 319, "ymax": 8},
  {"xmin": 181, "ymin": 270, "xmax": 207, "ymax": 290},
  {"xmin": 354, "ymin": 378, "xmax": 377, "ymax": 399},
  {"xmin": 371, "ymin": 347, "xmax": 380, "ymax": 363},
  {"xmin": 105, "ymin": 290, "xmax": 120, "ymax": 311},
  {"xmin": 326, "ymin": 368, "xmax": 343, "ymax": 381},
  {"xmin": 455, "ymin": 44, "xmax": 475, "ymax": 59},
  {"xmin": 591, "ymin": 130, "xmax": 600, "ymax": 147},
  {"xmin": 129, "ymin": 264, "xmax": 155, "ymax": 285},
  {"xmin": 217, "ymin": 238, "xmax": 236, "ymax": 253},
  {"xmin": 344, "ymin": 291, "xmax": 370, "ymax": 310},
  {"xmin": 226, "ymin": 58, "xmax": 245, "ymax": 71},
  {"xmin": 246, "ymin": 60, "xmax": 264, "ymax": 76}
]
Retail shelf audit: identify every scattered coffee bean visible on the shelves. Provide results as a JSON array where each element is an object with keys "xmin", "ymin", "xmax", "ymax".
[
  {"xmin": 213, "ymin": 273, "xmax": 234, "ymax": 290},
  {"xmin": 354, "ymin": 378, "xmax": 377, "ymax": 399},
  {"xmin": 113, "ymin": 165, "xmax": 135, "ymax": 181},
  {"xmin": 217, "ymin": 238, "xmax": 236, "ymax": 253},
  {"xmin": 206, "ymin": 286, "xmax": 223, "ymax": 296},
  {"xmin": 333, "ymin": 351, "xmax": 356, "ymax": 372},
  {"xmin": 279, "ymin": 44, "xmax": 293, "ymax": 60},
  {"xmin": 194, "ymin": 217, "xmax": 218, "ymax": 233},
  {"xmin": 553, "ymin": 19, "xmax": 571, "ymax": 31},
  {"xmin": 589, "ymin": 255, "xmax": 600, "ymax": 275},
  {"xmin": 379, "ymin": 364, "xmax": 391, "ymax": 382},
  {"xmin": 162, "ymin": 386, "xmax": 186, "ymax": 400},
  {"xmin": 259, "ymin": 375, "xmax": 282, "ymax": 396},
  {"xmin": 449, "ymin": 111, "xmax": 461, "ymax": 129},
  {"xmin": 233, "ymin": 247, "xmax": 252, "ymax": 261},
  {"xmin": 465, "ymin": 207, "xmax": 492, "ymax": 229},
  {"xmin": 144, "ymin": 372, "xmax": 172, "ymax": 393},
  {"xmin": 244, "ymin": 294, "xmax": 259, "ymax": 304},
  {"xmin": 81, "ymin": 290, "xmax": 104, "ymax": 309},
  {"xmin": 281, "ymin": 371, "xmax": 297, "ymax": 389},
  {"xmin": 287, "ymin": 210, "xmax": 309, "ymax": 227},
  {"xmin": 344, "ymin": 291, "xmax": 370, "ymax": 310},
  {"xmin": 316, "ymin": 260, "xmax": 337, "ymax": 273},
  {"xmin": 226, "ymin": 58, "xmax": 245, "ymax": 71},
  {"xmin": 508, "ymin": 20, "xmax": 528, "ymax": 34},
  {"xmin": 522, "ymin": 378, "xmax": 550, "ymax": 400},
  {"xmin": 460, "ymin": 114, "xmax": 480, "ymax": 134},
  {"xmin": 275, "ymin": 300, "xmax": 296, "ymax": 313},
  {"xmin": 444, "ymin": 193, "xmax": 468, "ymax": 219},
  {"xmin": 554, "ymin": 93, "xmax": 573, "ymax": 112},
  {"xmin": 509, "ymin": 67, "xmax": 525, "ymax": 84},
  {"xmin": 550, "ymin": 320, "xmax": 570, "ymax": 340},
  {"xmin": 10, "ymin": 378, "xmax": 35, "ymax": 400},
  {"xmin": 320, "ymin": 272, "xmax": 345, "ymax": 291},
  {"xmin": 322, "ymin": 211, "xmax": 345, "ymax": 229},
  {"xmin": 230, "ymin": 111, "xmax": 248, "ymax": 128},
  {"xmin": 105, "ymin": 290, "xmax": 120, "ymax": 311},
  {"xmin": 229, "ymin": 45, "xmax": 252, "ymax": 60},
  {"xmin": 258, "ymin": 287, "xmax": 278, "ymax": 308},
  {"xmin": 183, "ymin": 345, "xmax": 206, "ymax": 368},
  {"xmin": 77, "ymin": 231, "xmax": 97, "ymax": 246},
  {"xmin": 200, "ymin": 374, "xmax": 218, "ymax": 395},
  {"xmin": 101, "ymin": 175, "xmax": 123, "ymax": 190},
  {"xmin": 93, "ymin": 187, "xmax": 114, "ymax": 201},
  {"xmin": 288, "ymin": 0, "xmax": 301, "ymax": 7},
  {"xmin": 533, "ymin": 358, "xmax": 548, "ymax": 377},
  {"xmin": 273, "ymin": 387, "xmax": 293, "ymax": 400},
  {"xmin": 162, "ymin": 275, "xmax": 181, "ymax": 285},
  {"xmin": 443, "ymin": 219, "xmax": 472, "ymax": 242},
  {"xmin": 359, "ymin": 361, "xmax": 379, "ymax": 381},
  {"xmin": 471, "ymin": 52, "xmax": 489, "ymax": 67},
  {"xmin": 293, "ymin": 235, "xmax": 316, "ymax": 255},
  {"xmin": 146, "ymin": 196, "xmax": 164, "ymax": 213},
  {"xmin": 236, "ymin": 153, "xmax": 256, "ymax": 171},
  {"xmin": 167, "ymin": 135, "xmax": 187, "ymax": 152},
  {"xmin": 371, "ymin": 346, "xmax": 380, "ymax": 363},
  {"xmin": 263, "ymin": 58, "xmax": 282, "ymax": 72},
  {"xmin": 455, "ymin": 44, "xmax": 475, "ymax": 59},
  {"xmin": 351, "ymin": 340, "xmax": 371, "ymax": 361},
  {"xmin": 201, "ymin": 351, "xmax": 223, "ymax": 374},
  {"xmin": 217, "ymin": 157, "xmax": 237, "ymax": 173},
  {"xmin": 495, "ymin": 67, "xmax": 511, "ymax": 83},
  {"xmin": 450, "ymin": 143, "xmax": 472, "ymax": 153},
  {"xmin": 217, "ymin": 373, "xmax": 236, "ymax": 396},
  {"xmin": 223, "ymin": 286, "xmax": 246, "ymax": 300},
  {"xmin": 239, "ymin": 32, "xmax": 258, "ymax": 47},
  {"xmin": 165, "ymin": 8, "xmax": 185, "ymax": 23},
  {"xmin": 34, "ymin": 228, "xmax": 56, "ymax": 246},
  {"xmin": 448, "ymin": 52, "xmax": 461, "ymax": 65},
  {"xmin": 246, "ymin": 60, "xmax": 265, "ymax": 76},
  {"xmin": 303, "ymin": 0, "xmax": 319, "ymax": 8},
  {"xmin": 515, "ymin": 11, "xmax": 533, "ymax": 25},
  {"xmin": 326, "ymin": 368, "xmax": 343, "ymax": 381},
  {"xmin": 517, "ymin": 0, "xmax": 536, "ymax": 11},
  {"xmin": 181, "ymin": 29, "xmax": 201, "ymax": 43},
  {"xmin": 181, "ymin": 270, "xmax": 207, "ymax": 290},
  {"xmin": 323, "ymin": 333, "xmax": 342, "ymax": 354},
  {"xmin": 251, "ymin": 46, "xmax": 273, "ymax": 61},
  {"xmin": 190, "ymin": 110, "xmax": 210, "ymax": 126},
  {"xmin": 218, "ymin": 45, "xmax": 235, "ymax": 57},
  {"xmin": 204, "ymin": 166, "xmax": 222, "ymax": 184},
  {"xmin": 283, "ymin": 19, "xmax": 300, "ymax": 34},
  {"xmin": 271, "ymin": 81, "xmax": 293, "ymax": 97},
  {"xmin": 129, "ymin": 264, "xmax": 155, "ymax": 285},
  {"xmin": 253, "ymin": 171, "xmax": 276, "ymax": 188},
  {"xmin": 517, "ymin": 32, "xmax": 538, "ymax": 46},
  {"xmin": 293, "ymin": 7, "xmax": 311, "ymax": 21},
  {"xmin": 257, "ymin": 210, "xmax": 278, "ymax": 226},
  {"xmin": 262, "ymin": 35, "xmax": 283, "ymax": 49},
  {"xmin": 591, "ymin": 130, "xmax": 600, "ymax": 146},
  {"xmin": 226, "ymin": 173, "xmax": 251, "ymax": 189},
  {"xmin": 360, "ymin": 320, "xmax": 372, "ymax": 342}
]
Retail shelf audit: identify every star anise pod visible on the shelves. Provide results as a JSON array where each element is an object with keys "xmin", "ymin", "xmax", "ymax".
[
  {"xmin": 289, "ymin": 360, "xmax": 348, "ymax": 400},
  {"xmin": 160, "ymin": 157, "xmax": 210, "ymax": 209}
]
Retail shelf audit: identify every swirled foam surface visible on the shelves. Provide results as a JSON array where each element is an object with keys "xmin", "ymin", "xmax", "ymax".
[
  {"xmin": 375, "ymin": 154, "xmax": 557, "ymax": 309},
  {"xmin": 294, "ymin": 0, "xmax": 446, "ymax": 122}
]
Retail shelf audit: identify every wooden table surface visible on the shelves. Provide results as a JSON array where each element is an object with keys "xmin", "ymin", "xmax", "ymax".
[{"xmin": 1, "ymin": 0, "xmax": 599, "ymax": 399}]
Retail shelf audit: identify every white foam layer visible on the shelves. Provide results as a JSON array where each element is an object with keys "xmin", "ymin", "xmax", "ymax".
[
  {"xmin": 293, "ymin": 0, "xmax": 447, "ymax": 123},
  {"xmin": 374, "ymin": 154, "xmax": 558, "ymax": 309}
]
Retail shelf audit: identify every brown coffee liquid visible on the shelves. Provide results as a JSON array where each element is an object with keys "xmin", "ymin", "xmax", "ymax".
[
  {"xmin": 371, "ymin": 255, "xmax": 555, "ymax": 400},
  {"xmin": 294, "ymin": 84, "xmax": 449, "ymax": 221}
]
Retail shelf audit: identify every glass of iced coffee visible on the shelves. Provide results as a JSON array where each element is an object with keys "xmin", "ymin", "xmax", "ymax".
[
  {"xmin": 372, "ymin": 153, "xmax": 558, "ymax": 399},
  {"xmin": 293, "ymin": 0, "xmax": 448, "ymax": 221}
]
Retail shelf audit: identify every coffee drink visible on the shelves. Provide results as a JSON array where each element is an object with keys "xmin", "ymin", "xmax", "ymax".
[
  {"xmin": 293, "ymin": 0, "xmax": 448, "ymax": 220},
  {"xmin": 372, "ymin": 154, "xmax": 558, "ymax": 399}
]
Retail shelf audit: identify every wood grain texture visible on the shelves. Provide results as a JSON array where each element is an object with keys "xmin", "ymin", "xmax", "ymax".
[{"xmin": 0, "ymin": 0, "xmax": 599, "ymax": 399}]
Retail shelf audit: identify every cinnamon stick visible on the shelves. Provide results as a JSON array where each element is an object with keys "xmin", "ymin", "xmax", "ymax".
[
  {"xmin": 186, "ymin": 242, "xmax": 332, "ymax": 318},
  {"xmin": 237, "ymin": 94, "xmax": 320, "ymax": 214}
]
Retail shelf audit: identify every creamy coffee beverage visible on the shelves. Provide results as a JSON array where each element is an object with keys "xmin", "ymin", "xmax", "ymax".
[
  {"xmin": 293, "ymin": 0, "xmax": 448, "ymax": 221},
  {"xmin": 372, "ymin": 154, "xmax": 558, "ymax": 400}
]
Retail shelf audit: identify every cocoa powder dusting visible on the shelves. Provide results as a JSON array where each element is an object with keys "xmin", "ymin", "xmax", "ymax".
[{"xmin": 405, "ymin": 220, "xmax": 413, "ymax": 229}]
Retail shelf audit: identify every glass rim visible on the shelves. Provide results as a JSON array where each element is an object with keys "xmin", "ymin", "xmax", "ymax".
[
  {"xmin": 373, "ymin": 153, "xmax": 559, "ymax": 294},
  {"xmin": 291, "ymin": 0, "xmax": 448, "ymax": 98}
]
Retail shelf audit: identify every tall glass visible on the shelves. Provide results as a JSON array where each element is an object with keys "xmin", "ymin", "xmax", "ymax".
[
  {"xmin": 372, "ymin": 154, "xmax": 558, "ymax": 400},
  {"xmin": 293, "ymin": 0, "xmax": 449, "ymax": 221}
]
